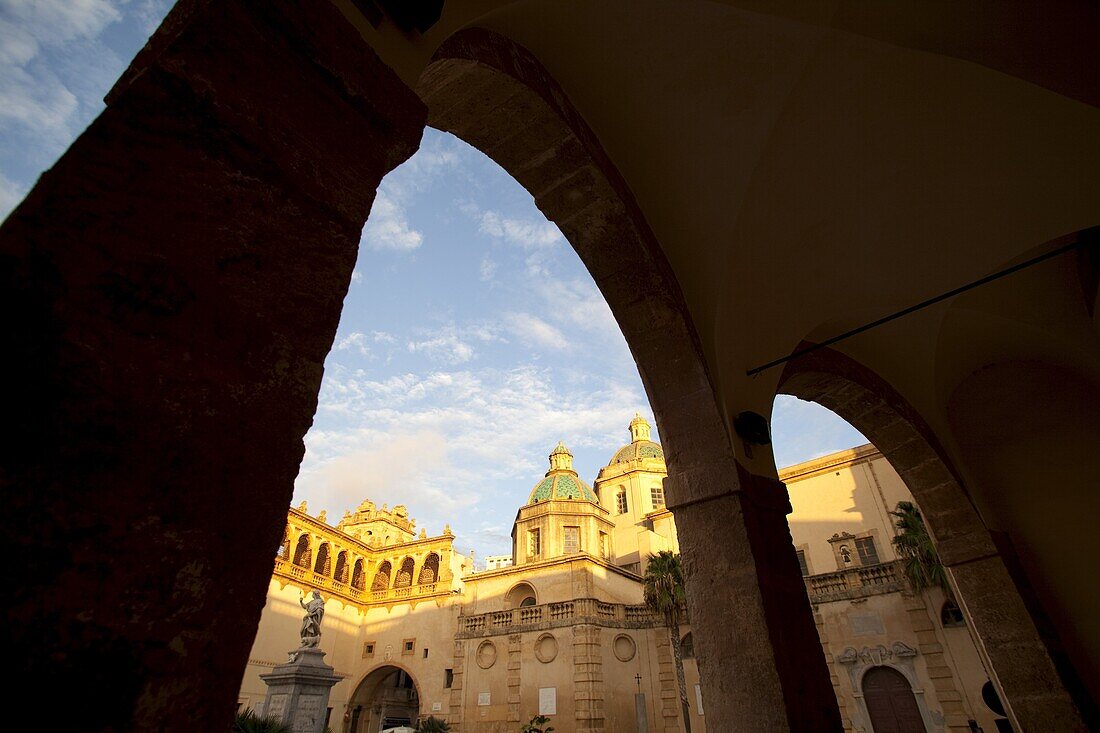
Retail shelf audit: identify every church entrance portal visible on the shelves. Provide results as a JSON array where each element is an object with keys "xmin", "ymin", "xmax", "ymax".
[
  {"xmin": 862, "ymin": 666, "xmax": 925, "ymax": 733},
  {"xmin": 346, "ymin": 666, "xmax": 420, "ymax": 733}
]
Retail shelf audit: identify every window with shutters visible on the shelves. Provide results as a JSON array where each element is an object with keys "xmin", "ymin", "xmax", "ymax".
[
  {"xmin": 564, "ymin": 526, "xmax": 580, "ymax": 554},
  {"xmin": 650, "ymin": 485, "xmax": 665, "ymax": 510},
  {"xmin": 527, "ymin": 529, "xmax": 541, "ymax": 557},
  {"xmin": 856, "ymin": 536, "xmax": 880, "ymax": 565},
  {"xmin": 616, "ymin": 489, "xmax": 628, "ymax": 515}
]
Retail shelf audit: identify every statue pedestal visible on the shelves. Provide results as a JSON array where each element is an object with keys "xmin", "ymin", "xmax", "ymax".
[{"xmin": 260, "ymin": 647, "xmax": 343, "ymax": 733}]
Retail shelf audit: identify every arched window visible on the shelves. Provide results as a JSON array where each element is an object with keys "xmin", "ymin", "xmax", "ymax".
[
  {"xmin": 941, "ymin": 600, "xmax": 966, "ymax": 628},
  {"xmin": 314, "ymin": 543, "xmax": 331, "ymax": 576},
  {"xmin": 680, "ymin": 632, "xmax": 694, "ymax": 660},
  {"xmin": 394, "ymin": 557, "xmax": 415, "ymax": 588},
  {"xmin": 334, "ymin": 551, "xmax": 349, "ymax": 584},
  {"xmin": 504, "ymin": 582, "xmax": 538, "ymax": 610},
  {"xmin": 292, "ymin": 534, "xmax": 311, "ymax": 568},
  {"xmin": 352, "ymin": 559, "xmax": 366, "ymax": 590},
  {"xmin": 371, "ymin": 561, "xmax": 391, "ymax": 591},
  {"xmin": 417, "ymin": 553, "xmax": 440, "ymax": 585},
  {"xmin": 616, "ymin": 489, "xmax": 628, "ymax": 515}
]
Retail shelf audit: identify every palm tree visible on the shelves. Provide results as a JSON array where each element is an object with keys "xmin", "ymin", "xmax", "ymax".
[
  {"xmin": 232, "ymin": 709, "xmax": 292, "ymax": 733},
  {"xmin": 890, "ymin": 501, "xmax": 951, "ymax": 597},
  {"xmin": 417, "ymin": 716, "xmax": 452, "ymax": 732},
  {"xmin": 643, "ymin": 550, "xmax": 692, "ymax": 733}
]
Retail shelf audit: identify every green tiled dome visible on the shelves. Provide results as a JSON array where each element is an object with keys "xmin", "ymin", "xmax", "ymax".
[
  {"xmin": 528, "ymin": 472, "xmax": 598, "ymax": 504},
  {"xmin": 611, "ymin": 440, "xmax": 665, "ymax": 465}
]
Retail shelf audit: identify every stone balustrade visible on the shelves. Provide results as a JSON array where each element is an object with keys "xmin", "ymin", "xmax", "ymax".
[
  {"xmin": 458, "ymin": 597, "xmax": 661, "ymax": 638},
  {"xmin": 274, "ymin": 558, "xmax": 450, "ymax": 609},
  {"xmin": 804, "ymin": 559, "xmax": 907, "ymax": 603}
]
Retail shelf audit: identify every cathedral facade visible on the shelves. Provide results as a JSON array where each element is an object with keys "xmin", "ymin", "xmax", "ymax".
[{"xmin": 239, "ymin": 417, "xmax": 1002, "ymax": 733}]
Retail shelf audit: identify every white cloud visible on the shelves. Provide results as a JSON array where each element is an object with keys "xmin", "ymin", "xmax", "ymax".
[
  {"xmin": 408, "ymin": 332, "xmax": 475, "ymax": 364},
  {"xmin": 0, "ymin": 170, "xmax": 26, "ymax": 222},
  {"xmin": 477, "ymin": 210, "xmax": 562, "ymax": 250},
  {"xmin": 0, "ymin": 0, "xmax": 122, "ymax": 147},
  {"xmin": 351, "ymin": 269, "xmax": 363, "ymax": 284},
  {"xmin": 335, "ymin": 331, "xmax": 371, "ymax": 357},
  {"xmin": 479, "ymin": 256, "xmax": 497, "ymax": 282},
  {"xmin": 360, "ymin": 191, "xmax": 422, "ymax": 251},
  {"xmin": 503, "ymin": 312, "xmax": 570, "ymax": 351},
  {"xmin": 372, "ymin": 330, "xmax": 396, "ymax": 343}
]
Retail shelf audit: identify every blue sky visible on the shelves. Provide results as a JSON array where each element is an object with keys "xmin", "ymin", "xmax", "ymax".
[{"xmin": 0, "ymin": 0, "xmax": 867, "ymax": 559}]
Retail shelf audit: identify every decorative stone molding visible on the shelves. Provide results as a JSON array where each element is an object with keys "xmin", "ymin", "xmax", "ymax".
[
  {"xmin": 475, "ymin": 640, "xmax": 497, "ymax": 670},
  {"xmin": 535, "ymin": 633, "xmax": 558, "ymax": 663},
  {"xmin": 837, "ymin": 640, "xmax": 941, "ymax": 732},
  {"xmin": 613, "ymin": 634, "xmax": 637, "ymax": 662}
]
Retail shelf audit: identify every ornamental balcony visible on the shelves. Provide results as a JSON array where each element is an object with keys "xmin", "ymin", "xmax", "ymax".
[
  {"xmin": 457, "ymin": 598, "xmax": 661, "ymax": 638},
  {"xmin": 273, "ymin": 558, "xmax": 452, "ymax": 608},
  {"xmin": 804, "ymin": 559, "xmax": 908, "ymax": 603}
]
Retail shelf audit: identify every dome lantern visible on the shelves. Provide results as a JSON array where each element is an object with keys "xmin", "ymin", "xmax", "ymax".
[
  {"xmin": 549, "ymin": 441, "xmax": 573, "ymax": 472},
  {"xmin": 629, "ymin": 413, "xmax": 651, "ymax": 443},
  {"xmin": 527, "ymin": 441, "xmax": 599, "ymax": 504}
]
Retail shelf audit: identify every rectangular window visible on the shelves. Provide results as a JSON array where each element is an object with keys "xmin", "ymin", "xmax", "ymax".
[
  {"xmin": 856, "ymin": 536, "xmax": 879, "ymax": 566},
  {"xmin": 616, "ymin": 490, "xmax": 628, "ymax": 515},
  {"xmin": 444, "ymin": 669, "xmax": 454, "ymax": 689},
  {"xmin": 599, "ymin": 532, "xmax": 609, "ymax": 559},
  {"xmin": 423, "ymin": 648, "xmax": 429, "ymax": 658},
  {"xmin": 527, "ymin": 528, "xmax": 541, "ymax": 557},
  {"xmin": 402, "ymin": 638, "xmax": 415, "ymax": 655},
  {"xmin": 363, "ymin": 642, "xmax": 375, "ymax": 658},
  {"xmin": 651, "ymin": 485, "xmax": 665, "ymax": 509},
  {"xmin": 564, "ymin": 526, "xmax": 580, "ymax": 554},
  {"xmin": 795, "ymin": 549, "xmax": 809, "ymax": 577}
]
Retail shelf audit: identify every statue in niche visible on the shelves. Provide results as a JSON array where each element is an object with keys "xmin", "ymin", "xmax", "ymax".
[
  {"xmin": 299, "ymin": 590, "xmax": 325, "ymax": 648},
  {"xmin": 840, "ymin": 545, "xmax": 853, "ymax": 565}
]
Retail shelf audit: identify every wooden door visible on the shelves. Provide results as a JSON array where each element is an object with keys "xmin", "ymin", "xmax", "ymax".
[{"xmin": 863, "ymin": 666, "xmax": 926, "ymax": 733}]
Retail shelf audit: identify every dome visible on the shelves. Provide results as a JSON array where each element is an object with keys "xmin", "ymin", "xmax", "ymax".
[
  {"xmin": 608, "ymin": 413, "xmax": 665, "ymax": 466},
  {"xmin": 527, "ymin": 441, "xmax": 599, "ymax": 504}
]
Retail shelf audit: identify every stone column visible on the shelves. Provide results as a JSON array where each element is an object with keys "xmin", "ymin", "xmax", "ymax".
[
  {"xmin": 0, "ymin": 0, "xmax": 426, "ymax": 730},
  {"xmin": 668, "ymin": 462, "xmax": 844, "ymax": 732},
  {"xmin": 260, "ymin": 648, "xmax": 343, "ymax": 733},
  {"xmin": 573, "ymin": 624, "xmax": 606, "ymax": 731}
]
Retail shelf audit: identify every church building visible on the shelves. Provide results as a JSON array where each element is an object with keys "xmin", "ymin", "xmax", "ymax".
[{"xmin": 239, "ymin": 416, "xmax": 1006, "ymax": 732}]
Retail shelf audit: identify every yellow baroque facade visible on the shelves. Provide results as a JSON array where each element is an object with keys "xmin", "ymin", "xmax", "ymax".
[{"xmin": 240, "ymin": 417, "xmax": 1004, "ymax": 733}]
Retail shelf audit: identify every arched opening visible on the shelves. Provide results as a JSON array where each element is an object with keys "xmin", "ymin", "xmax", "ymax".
[
  {"xmin": 393, "ymin": 557, "xmax": 415, "ymax": 589},
  {"xmin": 504, "ymin": 581, "xmax": 537, "ymax": 610},
  {"xmin": 370, "ymin": 561, "xmax": 391, "ymax": 592},
  {"xmin": 292, "ymin": 535, "xmax": 311, "ymax": 568},
  {"xmin": 416, "ymin": 553, "xmax": 439, "ymax": 585},
  {"xmin": 276, "ymin": 529, "xmax": 291, "ymax": 560},
  {"xmin": 345, "ymin": 665, "xmax": 420, "ymax": 733},
  {"xmin": 775, "ymin": 344, "xmax": 1088, "ymax": 728},
  {"xmin": 942, "ymin": 600, "xmax": 966, "ymax": 628},
  {"xmin": 681, "ymin": 632, "xmax": 695, "ymax": 660},
  {"xmin": 334, "ymin": 551, "xmax": 349, "ymax": 585},
  {"xmin": 351, "ymin": 559, "xmax": 366, "ymax": 591},
  {"xmin": 313, "ymin": 542, "xmax": 331, "ymax": 576},
  {"xmin": 862, "ymin": 666, "xmax": 924, "ymax": 733}
]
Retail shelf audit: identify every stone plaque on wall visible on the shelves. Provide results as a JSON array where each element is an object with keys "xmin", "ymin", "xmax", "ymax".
[
  {"xmin": 265, "ymin": 693, "xmax": 288, "ymax": 721},
  {"xmin": 539, "ymin": 687, "xmax": 557, "ymax": 715},
  {"xmin": 849, "ymin": 611, "xmax": 886, "ymax": 636},
  {"xmin": 293, "ymin": 694, "xmax": 321, "ymax": 732},
  {"xmin": 478, "ymin": 692, "xmax": 491, "ymax": 706}
]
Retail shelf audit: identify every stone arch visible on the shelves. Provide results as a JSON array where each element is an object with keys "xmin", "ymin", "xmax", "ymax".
[
  {"xmin": 504, "ymin": 581, "xmax": 538, "ymax": 610},
  {"xmin": 346, "ymin": 663, "xmax": 422, "ymax": 732},
  {"xmin": 333, "ymin": 551, "xmax": 349, "ymax": 585},
  {"xmin": 313, "ymin": 542, "xmax": 331, "ymax": 576},
  {"xmin": 416, "ymin": 28, "xmax": 836, "ymax": 730},
  {"xmin": 292, "ymin": 534, "xmax": 311, "ymax": 568},
  {"xmin": 351, "ymin": 559, "xmax": 366, "ymax": 591},
  {"xmin": 276, "ymin": 528, "xmax": 291, "ymax": 560},
  {"xmin": 777, "ymin": 344, "xmax": 1087, "ymax": 729},
  {"xmin": 394, "ymin": 557, "xmax": 415, "ymax": 588},
  {"xmin": 371, "ymin": 561, "xmax": 391, "ymax": 591},
  {"xmin": 416, "ymin": 552, "xmax": 439, "ymax": 585},
  {"xmin": 860, "ymin": 665, "xmax": 926, "ymax": 733},
  {"xmin": 681, "ymin": 632, "xmax": 695, "ymax": 660}
]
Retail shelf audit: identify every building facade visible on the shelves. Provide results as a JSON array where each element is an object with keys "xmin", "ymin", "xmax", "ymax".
[{"xmin": 240, "ymin": 417, "xmax": 1005, "ymax": 732}]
